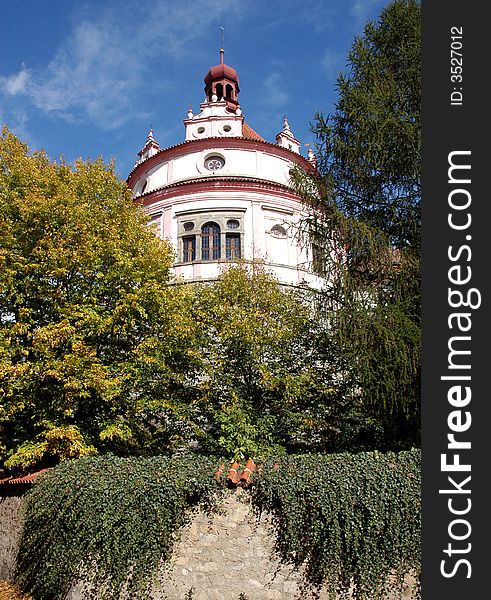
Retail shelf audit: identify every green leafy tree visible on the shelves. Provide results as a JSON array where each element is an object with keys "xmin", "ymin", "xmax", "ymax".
[
  {"xmin": 313, "ymin": 0, "xmax": 421, "ymax": 249},
  {"xmin": 0, "ymin": 128, "xmax": 198, "ymax": 468},
  {"xmin": 294, "ymin": 0, "xmax": 421, "ymax": 449},
  {"xmin": 189, "ymin": 264, "xmax": 346, "ymax": 459}
]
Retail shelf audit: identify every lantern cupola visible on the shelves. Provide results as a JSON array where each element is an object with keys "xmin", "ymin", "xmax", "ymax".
[{"xmin": 204, "ymin": 48, "xmax": 240, "ymax": 111}]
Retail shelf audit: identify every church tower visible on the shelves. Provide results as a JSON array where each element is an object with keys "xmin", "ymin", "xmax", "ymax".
[{"xmin": 127, "ymin": 50, "xmax": 322, "ymax": 288}]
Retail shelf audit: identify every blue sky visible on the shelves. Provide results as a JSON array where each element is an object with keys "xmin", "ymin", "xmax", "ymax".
[{"xmin": 0, "ymin": 0, "xmax": 388, "ymax": 179}]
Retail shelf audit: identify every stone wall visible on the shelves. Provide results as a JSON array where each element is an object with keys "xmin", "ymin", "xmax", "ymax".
[
  {"xmin": 151, "ymin": 488, "xmax": 312, "ymax": 600},
  {"xmin": 0, "ymin": 494, "xmax": 23, "ymax": 582},
  {"xmin": 1, "ymin": 489, "xmax": 416, "ymax": 600},
  {"xmin": 65, "ymin": 489, "xmax": 316, "ymax": 600}
]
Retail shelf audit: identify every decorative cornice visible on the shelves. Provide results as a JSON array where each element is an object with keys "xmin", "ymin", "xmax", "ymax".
[
  {"xmin": 127, "ymin": 136, "xmax": 313, "ymax": 185},
  {"xmin": 135, "ymin": 175, "xmax": 304, "ymax": 208}
]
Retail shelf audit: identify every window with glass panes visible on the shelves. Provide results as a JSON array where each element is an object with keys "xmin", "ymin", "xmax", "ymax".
[
  {"xmin": 226, "ymin": 233, "xmax": 241, "ymax": 259},
  {"xmin": 182, "ymin": 236, "xmax": 196, "ymax": 262},
  {"xmin": 201, "ymin": 222, "xmax": 221, "ymax": 260}
]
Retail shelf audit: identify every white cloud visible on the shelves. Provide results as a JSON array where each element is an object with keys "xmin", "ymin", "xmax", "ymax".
[
  {"xmin": 321, "ymin": 51, "xmax": 346, "ymax": 78},
  {"xmin": 263, "ymin": 73, "xmax": 289, "ymax": 108},
  {"xmin": 0, "ymin": 0, "xmax": 244, "ymax": 130},
  {"xmin": 1, "ymin": 107, "xmax": 36, "ymax": 147},
  {"xmin": 137, "ymin": 0, "xmax": 240, "ymax": 59},
  {"xmin": 29, "ymin": 20, "xmax": 140, "ymax": 128},
  {"xmin": 1, "ymin": 65, "xmax": 31, "ymax": 96}
]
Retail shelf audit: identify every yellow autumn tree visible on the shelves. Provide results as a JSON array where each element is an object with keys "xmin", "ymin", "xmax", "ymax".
[{"xmin": 0, "ymin": 128, "xmax": 199, "ymax": 469}]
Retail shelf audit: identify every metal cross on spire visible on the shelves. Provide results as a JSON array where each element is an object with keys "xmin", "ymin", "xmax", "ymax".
[{"xmin": 220, "ymin": 26, "xmax": 224, "ymax": 63}]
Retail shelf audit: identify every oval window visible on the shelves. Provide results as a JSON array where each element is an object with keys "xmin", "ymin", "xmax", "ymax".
[
  {"xmin": 223, "ymin": 125, "xmax": 232, "ymax": 132},
  {"xmin": 197, "ymin": 126, "xmax": 206, "ymax": 134},
  {"xmin": 271, "ymin": 225, "xmax": 287, "ymax": 238},
  {"xmin": 204, "ymin": 155, "xmax": 225, "ymax": 171},
  {"xmin": 184, "ymin": 222, "xmax": 194, "ymax": 231},
  {"xmin": 227, "ymin": 219, "xmax": 240, "ymax": 229}
]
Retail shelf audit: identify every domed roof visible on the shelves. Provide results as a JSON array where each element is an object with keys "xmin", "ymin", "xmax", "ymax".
[{"xmin": 204, "ymin": 62, "xmax": 239, "ymax": 85}]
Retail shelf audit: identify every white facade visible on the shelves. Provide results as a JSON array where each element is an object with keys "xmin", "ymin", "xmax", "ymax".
[{"xmin": 127, "ymin": 51, "xmax": 322, "ymax": 288}]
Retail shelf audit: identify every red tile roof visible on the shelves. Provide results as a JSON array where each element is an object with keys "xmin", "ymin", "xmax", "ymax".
[
  {"xmin": 0, "ymin": 468, "xmax": 50, "ymax": 486},
  {"xmin": 242, "ymin": 122, "xmax": 265, "ymax": 142}
]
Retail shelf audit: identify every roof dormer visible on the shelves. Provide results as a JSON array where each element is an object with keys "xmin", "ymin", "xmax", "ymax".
[
  {"xmin": 137, "ymin": 128, "xmax": 160, "ymax": 162},
  {"xmin": 275, "ymin": 116, "xmax": 301, "ymax": 154}
]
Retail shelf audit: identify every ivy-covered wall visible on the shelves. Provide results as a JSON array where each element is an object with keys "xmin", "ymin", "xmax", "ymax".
[
  {"xmin": 1, "ymin": 490, "xmax": 417, "ymax": 600},
  {"xmin": 0, "ymin": 451, "xmax": 420, "ymax": 600},
  {"xmin": 68, "ymin": 490, "xmax": 332, "ymax": 600}
]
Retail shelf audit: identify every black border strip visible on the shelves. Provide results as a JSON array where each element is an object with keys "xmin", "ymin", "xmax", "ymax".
[{"xmin": 422, "ymin": 2, "xmax": 489, "ymax": 597}]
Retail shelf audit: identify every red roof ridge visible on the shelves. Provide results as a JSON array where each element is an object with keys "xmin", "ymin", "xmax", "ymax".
[
  {"xmin": 226, "ymin": 462, "xmax": 241, "ymax": 485},
  {"xmin": 239, "ymin": 458, "xmax": 256, "ymax": 484},
  {"xmin": 0, "ymin": 468, "xmax": 50, "ymax": 486}
]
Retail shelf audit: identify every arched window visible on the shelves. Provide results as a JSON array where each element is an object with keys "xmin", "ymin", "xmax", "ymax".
[
  {"xmin": 177, "ymin": 212, "xmax": 244, "ymax": 265},
  {"xmin": 201, "ymin": 222, "xmax": 221, "ymax": 260},
  {"xmin": 225, "ymin": 83, "xmax": 233, "ymax": 100},
  {"xmin": 215, "ymin": 83, "xmax": 224, "ymax": 100}
]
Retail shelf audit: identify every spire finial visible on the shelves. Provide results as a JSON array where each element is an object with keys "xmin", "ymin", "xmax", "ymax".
[{"xmin": 220, "ymin": 26, "xmax": 224, "ymax": 64}]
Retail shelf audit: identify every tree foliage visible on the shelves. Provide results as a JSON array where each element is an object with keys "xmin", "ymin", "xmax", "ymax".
[
  {"xmin": 0, "ymin": 128, "xmax": 199, "ymax": 468},
  {"xmin": 312, "ymin": 0, "xmax": 421, "ymax": 249},
  {"xmin": 293, "ymin": 0, "xmax": 421, "ymax": 449},
  {"xmin": 0, "ymin": 127, "xmax": 369, "ymax": 468},
  {"xmin": 0, "ymin": 125, "xmax": 379, "ymax": 467},
  {"xmin": 188, "ymin": 264, "xmax": 347, "ymax": 459}
]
